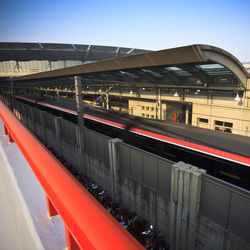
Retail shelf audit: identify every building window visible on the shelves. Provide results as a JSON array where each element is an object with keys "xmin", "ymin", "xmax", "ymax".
[
  {"xmin": 215, "ymin": 121, "xmax": 223, "ymax": 126},
  {"xmin": 151, "ymin": 115, "xmax": 154, "ymax": 119},
  {"xmin": 198, "ymin": 118, "xmax": 208, "ymax": 123},
  {"xmin": 215, "ymin": 120, "xmax": 233, "ymax": 133},
  {"xmin": 146, "ymin": 107, "xmax": 149, "ymax": 111},
  {"xmin": 141, "ymin": 106, "xmax": 145, "ymax": 110},
  {"xmin": 142, "ymin": 113, "xmax": 145, "ymax": 117},
  {"xmin": 146, "ymin": 114, "xmax": 149, "ymax": 118},
  {"xmin": 151, "ymin": 107, "xmax": 154, "ymax": 111}
]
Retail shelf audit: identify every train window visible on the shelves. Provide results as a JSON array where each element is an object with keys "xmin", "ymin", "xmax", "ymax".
[{"xmin": 198, "ymin": 118, "xmax": 208, "ymax": 123}]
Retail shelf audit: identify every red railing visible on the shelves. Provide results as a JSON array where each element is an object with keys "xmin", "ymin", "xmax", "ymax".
[{"xmin": 0, "ymin": 100, "xmax": 143, "ymax": 250}]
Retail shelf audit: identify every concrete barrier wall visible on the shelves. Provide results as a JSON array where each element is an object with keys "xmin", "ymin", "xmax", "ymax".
[
  {"xmin": 12, "ymin": 100, "xmax": 250, "ymax": 249},
  {"xmin": 117, "ymin": 141, "xmax": 173, "ymax": 236}
]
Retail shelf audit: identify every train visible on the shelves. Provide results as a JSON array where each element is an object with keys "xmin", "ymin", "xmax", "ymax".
[{"xmin": 15, "ymin": 95, "xmax": 250, "ymax": 190}]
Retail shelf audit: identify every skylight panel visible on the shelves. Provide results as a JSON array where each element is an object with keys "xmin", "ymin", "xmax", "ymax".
[
  {"xmin": 164, "ymin": 66, "xmax": 192, "ymax": 76},
  {"xmin": 141, "ymin": 68, "xmax": 162, "ymax": 78},
  {"xmin": 119, "ymin": 70, "xmax": 138, "ymax": 79},
  {"xmin": 197, "ymin": 64, "xmax": 232, "ymax": 76}
]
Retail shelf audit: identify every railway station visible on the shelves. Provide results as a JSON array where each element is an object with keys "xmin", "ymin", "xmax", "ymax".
[{"xmin": 0, "ymin": 42, "xmax": 250, "ymax": 249}]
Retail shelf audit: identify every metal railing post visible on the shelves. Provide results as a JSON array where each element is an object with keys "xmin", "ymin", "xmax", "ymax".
[
  {"xmin": 46, "ymin": 195, "xmax": 58, "ymax": 217},
  {"xmin": 65, "ymin": 225, "xmax": 80, "ymax": 250},
  {"xmin": 74, "ymin": 76, "xmax": 84, "ymax": 127},
  {"xmin": 3, "ymin": 124, "xmax": 8, "ymax": 135},
  {"xmin": 3, "ymin": 123, "xmax": 14, "ymax": 142}
]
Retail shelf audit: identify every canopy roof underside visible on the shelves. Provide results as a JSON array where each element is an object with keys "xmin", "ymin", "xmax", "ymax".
[{"xmin": 10, "ymin": 44, "xmax": 249, "ymax": 90}]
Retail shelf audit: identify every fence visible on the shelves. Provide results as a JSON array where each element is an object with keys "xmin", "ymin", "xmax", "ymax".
[{"xmin": 12, "ymin": 99, "xmax": 250, "ymax": 250}]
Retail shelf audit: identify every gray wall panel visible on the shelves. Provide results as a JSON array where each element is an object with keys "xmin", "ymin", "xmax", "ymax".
[
  {"xmin": 228, "ymin": 193, "xmax": 250, "ymax": 242},
  {"xmin": 96, "ymin": 135, "xmax": 105, "ymax": 160},
  {"xmin": 200, "ymin": 179, "xmax": 231, "ymax": 227},
  {"xmin": 60, "ymin": 119, "xmax": 77, "ymax": 144},
  {"xmin": 143, "ymin": 155, "xmax": 158, "ymax": 190},
  {"xmin": 158, "ymin": 162, "xmax": 171, "ymax": 198},
  {"xmin": 89, "ymin": 133, "xmax": 97, "ymax": 155},
  {"xmin": 130, "ymin": 150, "xmax": 142, "ymax": 181},
  {"xmin": 119, "ymin": 144, "xmax": 130, "ymax": 175}
]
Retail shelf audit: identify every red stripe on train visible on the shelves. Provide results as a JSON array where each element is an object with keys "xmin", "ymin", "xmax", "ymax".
[
  {"xmin": 15, "ymin": 95, "xmax": 250, "ymax": 166},
  {"xmin": 130, "ymin": 127, "xmax": 250, "ymax": 166},
  {"xmin": 84, "ymin": 114, "xmax": 126, "ymax": 129}
]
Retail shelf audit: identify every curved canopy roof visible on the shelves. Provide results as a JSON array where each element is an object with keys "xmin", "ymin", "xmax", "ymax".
[{"xmin": 10, "ymin": 44, "xmax": 249, "ymax": 90}]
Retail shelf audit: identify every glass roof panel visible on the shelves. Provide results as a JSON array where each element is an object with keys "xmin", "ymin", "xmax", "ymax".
[
  {"xmin": 197, "ymin": 64, "xmax": 232, "ymax": 76},
  {"xmin": 141, "ymin": 68, "xmax": 162, "ymax": 78},
  {"xmin": 164, "ymin": 66, "xmax": 192, "ymax": 76},
  {"xmin": 119, "ymin": 70, "xmax": 139, "ymax": 79},
  {"xmin": 198, "ymin": 64, "xmax": 223, "ymax": 69}
]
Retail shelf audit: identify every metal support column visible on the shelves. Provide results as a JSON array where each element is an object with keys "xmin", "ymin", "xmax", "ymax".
[
  {"xmin": 156, "ymin": 88, "xmax": 162, "ymax": 120},
  {"xmin": 74, "ymin": 76, "xmax": 85, "ymax": 172},
  {"xmin": 74, "ymin": 76, "xmax": 84, "ymax": 127},
  {"xmin": 185, "ymin": 105, "xmax": 189, "ymax": 125},
  {"xmin": 106, "ymin": 94, "xmax": 109, "ymax": 110},
  {"xmin": 10, "ymin": 81, "xmax": 15, "ymax": 111}
]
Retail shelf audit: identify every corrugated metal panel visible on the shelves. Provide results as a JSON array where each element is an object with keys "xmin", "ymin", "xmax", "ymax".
[
  {"xmin": 60, "ymin": 119, "xmax": 77, "ymax": 144},
  {"xmin": 44, "ymin": 112, "xmax": 56, "ymax": 132},
  {"xmin": 118, "ymin": 143, "xmax": 130, "ymax": 175},
  {"xmin": 228, "ymin": 193, "xmax": 250, "ymax": 242},
  {"xmin": 89, "ymin": 131, "xmax": 97, "ymax": 155},
  {"xmin": 143, "ymin": 155, "xmax": 158, "ymax": 190},
  {"xmin": 200, "ymin": 178, "xmax": 231, "ymax": 227},
  {"xmin": 118, "ymin": 142, "xmax": 174, "ymax": 193},
  {"xmin": 130, "ymin": 150, "xmax": 143, "ymax": 181},
  {"xmin": 157, "ymin": 161, "xmax": 172, "ymax": 198},
  {"xmin": 83, "ymin": 128, "xmax": 90, "ymax": 153},
  {"xmin": 95, "ymin": 134, "xmax": 109, "ymax": 163},
  {"xmin": 83, "ymin": 128, "xmax": 110, "ymax": 162}
]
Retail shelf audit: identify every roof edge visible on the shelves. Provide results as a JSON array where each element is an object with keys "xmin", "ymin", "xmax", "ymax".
[{"xmin": 197, "ymin": 44, "xmax": 249, "ymax": 88}]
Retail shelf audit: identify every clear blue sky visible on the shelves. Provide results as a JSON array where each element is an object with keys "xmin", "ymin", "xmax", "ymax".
[{"xmin": 1, "ymin": 0, "xmax": 249, "ymax": 61}]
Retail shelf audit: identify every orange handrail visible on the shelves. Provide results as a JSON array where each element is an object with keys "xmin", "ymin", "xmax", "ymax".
[{"xmin": 0, "ymin": 100, "xmax": 143, "ymax": 250}]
